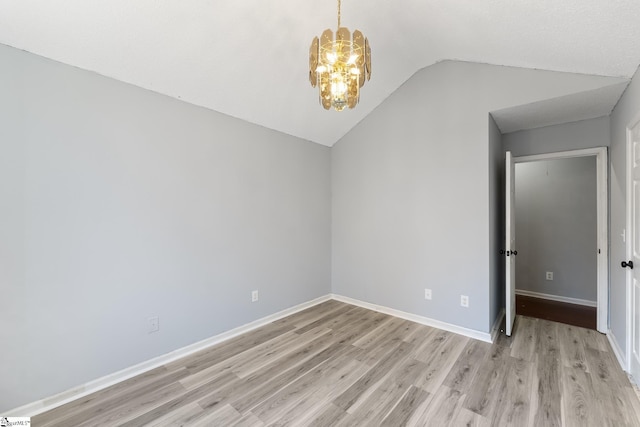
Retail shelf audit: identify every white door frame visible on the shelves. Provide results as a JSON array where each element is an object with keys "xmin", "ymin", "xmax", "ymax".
[
  {"xmin": 626, "ymin": 112, "xmax": 640, "ymax": 373},
  {"xmin": 514, "ymin": 147, "xmax": 608, "ymax": 333}
]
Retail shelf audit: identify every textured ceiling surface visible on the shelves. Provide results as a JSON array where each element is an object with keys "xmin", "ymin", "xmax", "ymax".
[{"xmin": 1, "ymin": 0, "xmax": 640, "ymax": 146}]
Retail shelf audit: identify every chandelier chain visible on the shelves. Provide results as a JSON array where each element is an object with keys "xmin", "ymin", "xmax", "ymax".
[{"xmin": 337, "ymin": 0, "xmax": 341, "ymax": 28}]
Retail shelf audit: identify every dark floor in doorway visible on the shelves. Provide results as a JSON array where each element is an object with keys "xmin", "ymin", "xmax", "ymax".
[{"xmin": 516, "ymin": 294, "xmax": 597, "ymax": 330}]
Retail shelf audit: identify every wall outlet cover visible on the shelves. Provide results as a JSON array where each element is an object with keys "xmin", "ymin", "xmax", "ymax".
[{"xmin": 460, "ymin": 295, "xmax": 469, "ymax": 308}]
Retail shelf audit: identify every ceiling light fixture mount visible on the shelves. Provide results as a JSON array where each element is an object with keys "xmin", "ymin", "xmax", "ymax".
[{"xmin": 309, "ymin": 0, "xmax": 371, "ymax": 111}]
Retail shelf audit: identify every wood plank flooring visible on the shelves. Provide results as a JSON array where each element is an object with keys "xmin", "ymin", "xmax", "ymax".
[
  {"xmin": 32, "ymin": 300, "xmax": 640, "ymax": 426},
  {"xmin": 516, "ymin": 294, "xmax": 597, "ymax": 330}
]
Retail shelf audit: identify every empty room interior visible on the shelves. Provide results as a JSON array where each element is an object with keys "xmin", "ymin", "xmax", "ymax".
[{"xmin": 3, "ymin": 1, "xmax": 640, "ymax": 425}]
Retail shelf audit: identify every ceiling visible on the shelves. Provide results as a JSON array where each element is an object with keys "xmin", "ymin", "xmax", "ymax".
[
  {"xmin": 1, "ymin": 0, "xmax": 640, "ymax": 146},
  {"xmin": 491, "ymin": 82, "xmax": 630, "ymax": 134}
]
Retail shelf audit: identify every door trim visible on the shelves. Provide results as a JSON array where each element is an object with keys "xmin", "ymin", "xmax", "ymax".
[{"xmin": 514, "ymin": 147, "xmax": 608, "ymax": 333}]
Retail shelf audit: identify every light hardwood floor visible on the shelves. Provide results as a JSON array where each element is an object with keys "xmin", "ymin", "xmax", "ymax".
[{"xmin": 33, "ymin": 300, "xmax": 640, "ymax": 426}]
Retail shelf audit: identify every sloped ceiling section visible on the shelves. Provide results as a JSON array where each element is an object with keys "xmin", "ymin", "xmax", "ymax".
[
  {"xmin": 492, "ymin": 81, "xmax": 630, "ymax": 134},
  {"xmin": 1, "ymin": 0, "xmax": 639, "ymax": 146}
]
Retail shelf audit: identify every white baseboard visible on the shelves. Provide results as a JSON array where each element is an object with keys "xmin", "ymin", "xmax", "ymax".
[
  {"xmin": 515, "ymin": 289, "xmax": 597, "ymax": 307},
  {"xmin": 9, "ymin": 293, "xmax": 499, "ymax": 417},
  {"xmin": 607, "ymin": 329, "xmax": 628, "ymax": 372},
  {"xmin": 6, "ymin": 294, "xmax": 332, "ymax": 417},
  {"xmin": 330, "ymin": 294, "xmax": 493, "ymax": 343},
  {"xmin": 491, "ymin": 309, "xmax": 505, "ymax": 343}
]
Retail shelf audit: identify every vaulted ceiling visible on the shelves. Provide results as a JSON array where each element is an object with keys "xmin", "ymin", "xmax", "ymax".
[{"xmin": 1, "ymin": 0, "xmax": 639, "ymax": 146}]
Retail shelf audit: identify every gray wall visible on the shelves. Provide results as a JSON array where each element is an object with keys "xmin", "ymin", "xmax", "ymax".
[
  {"xmin": 0, "ymin": 44, "xmax": 331, "ymax": 411},
  {"xmin": 489, "ymin": 116, "xmax": 505, "ymax": 326},
  {"xmin": 332, "ymin": 60, "xmax": 621, "ymax": 333},
  {"xmin": 610, "ymin": 65, "xmax": 640, "ymax": 357},
  {"xmin": 503, "ymin": 116, "xmax": 610, "ymax": 156},
  {"xmin": 514, "ymin": 158, "xmax": 597, "ymax": 302}
]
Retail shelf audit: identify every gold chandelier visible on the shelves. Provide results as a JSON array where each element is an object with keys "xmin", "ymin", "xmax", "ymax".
[{"xmin": 309, "ymin": 0, "xmax": 371, "ymax": 111}]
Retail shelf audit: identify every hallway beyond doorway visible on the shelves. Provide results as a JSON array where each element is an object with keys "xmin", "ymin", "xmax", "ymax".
[{"xmin": 516, "ymin": 294, "xmax": 596, "ymax": 330}]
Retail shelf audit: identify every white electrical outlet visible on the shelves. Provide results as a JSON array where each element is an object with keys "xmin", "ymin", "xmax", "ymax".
[
  {"xmin": 148, "ymin": 316, "xmax": 159, "ymax": 333},
  {"xmin": 460, "ymin": 295, "xmax": 469, "ymax": 308},
  {"xmin": 424, "ymin": 289, "xmax": 432, "ymax": 300},
  {"xmin": 546, "ymin": 272, "xmax": 554, "ymax": 281},
  {"xmin": 252, "ymin": 290, "xmax": 259, "ymax": 302}
]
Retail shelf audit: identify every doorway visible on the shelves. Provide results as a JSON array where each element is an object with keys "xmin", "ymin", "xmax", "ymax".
[
  {"xmin": 505, "ymin": 147, "xmax": 608, "ymax": 335},
  {"xmin": 515, "ymin": 156, "xmax": 597, "ymax": 329}
]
